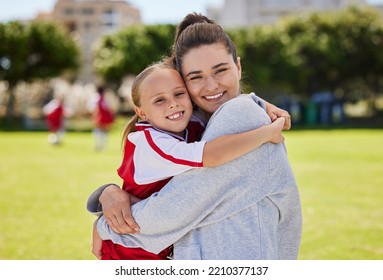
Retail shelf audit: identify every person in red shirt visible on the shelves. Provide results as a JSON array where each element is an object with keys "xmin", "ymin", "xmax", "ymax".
[
  {"xmin": 92, "ymin": 59, "xmax": 286, "ymax": 260},
  {"xmin": 89, "ymin": 86, "xmax": 115, "ymax": 151},
  {"xmin": 43, "ymin": 96, "xmax": 65, "ymax": 145}
]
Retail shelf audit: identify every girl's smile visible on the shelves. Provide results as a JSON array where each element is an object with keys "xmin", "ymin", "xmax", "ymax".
[{"xmin": 166, "ymin": 111, "xmax": 185, "ymax": 120}]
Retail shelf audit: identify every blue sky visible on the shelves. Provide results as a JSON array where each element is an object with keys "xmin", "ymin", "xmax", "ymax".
[
  {"xmin": 0, "ymin": 0, "xmax": 223, "ymax": 23},
  {"xmin": 0, "ymin": 0, "xmax": 382, "ymax": 24}
]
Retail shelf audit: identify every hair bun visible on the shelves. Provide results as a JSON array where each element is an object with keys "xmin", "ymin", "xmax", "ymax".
[{"xmin": 175, "ymin": 13, "xmax": 215, "ymax": 41}]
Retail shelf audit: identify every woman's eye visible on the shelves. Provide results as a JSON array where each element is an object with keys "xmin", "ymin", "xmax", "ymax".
[
  {"xmin": 215, "ymin": 68, "xmax": 227, "ymax": 74},
  {"xmin": 190, "ymin": 75, "xmax": 202, "ymax": 81}
]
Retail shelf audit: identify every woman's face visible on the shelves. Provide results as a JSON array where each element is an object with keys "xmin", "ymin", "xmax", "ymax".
[{"xmin": 181, "ymin": 43, "xmax": 242, "ymax": 118}]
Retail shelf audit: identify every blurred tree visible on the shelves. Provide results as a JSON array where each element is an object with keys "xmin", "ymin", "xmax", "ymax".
[
  {"xmin": 233, "ymin": 5, "xmax": 383, "ymax": 111},
  {"xmin": 93, "ymin": 24, "xmax": 176, "ymax": 87},
  {"xmin": 332, "ymin": 6, "xmax": 383, "ymax": 114},
  {"xmin": 0, "ymin": 21, "xmax": 80, "ymax": 118},
  {"xmin": 276, "ymin": 6, "xmax": 383, "ymax": 103},
  {"xmin": 91, "ymin": 7, "xmax": 383, "ymax": 116},
  {"xmin": 236, "ymin": 25, "xmax": 296, "ymax": 94},
  {"xmin": 279, "ymin": 12, "xmax": 337, "ymax": 97}
]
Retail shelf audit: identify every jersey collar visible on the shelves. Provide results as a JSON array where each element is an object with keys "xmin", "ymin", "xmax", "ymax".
[{"xmin": 135, "ymin": 121, "xmax": 187, "ymax": 141}]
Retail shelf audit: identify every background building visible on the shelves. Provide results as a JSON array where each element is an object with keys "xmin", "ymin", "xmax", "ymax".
[
  {"xmin": 374, "ymin": 3, "xmax": 383, "ymax": 14},
  {"xmin": 207, "ymin": 0, "xmax": 367, "ymax": 27},
  {"xmin": 39, "ymin": 0, "xmax": 141, "ymax": 82}
]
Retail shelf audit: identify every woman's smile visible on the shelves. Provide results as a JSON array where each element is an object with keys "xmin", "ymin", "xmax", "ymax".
[{"xmin": 204, "ymin": 92, "xmax": 224, "ymax": 101}]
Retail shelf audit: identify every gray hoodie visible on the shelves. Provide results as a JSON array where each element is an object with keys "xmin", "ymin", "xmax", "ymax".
[{"xmin": 89, "ymin": 93, "xmax": 302, "ymax": 259}]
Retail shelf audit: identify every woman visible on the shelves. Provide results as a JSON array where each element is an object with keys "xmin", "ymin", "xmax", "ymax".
[{"xmin": 88, "ymin": 13, "xmax": 301, "ymax": 259}]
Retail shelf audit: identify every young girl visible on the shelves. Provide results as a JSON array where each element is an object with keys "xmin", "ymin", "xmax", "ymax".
[{"xmin": 94, "ymin": 60, "xmax": 286, "ymax": 260}]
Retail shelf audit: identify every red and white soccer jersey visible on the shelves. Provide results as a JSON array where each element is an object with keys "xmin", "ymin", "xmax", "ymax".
[
  {"xmin": 119, "ymin": 127, "xmax": 204, "ymax": 184},
  {"xmin": 118, "ymin": 114, "xmax": 206, "ymax": 198}
]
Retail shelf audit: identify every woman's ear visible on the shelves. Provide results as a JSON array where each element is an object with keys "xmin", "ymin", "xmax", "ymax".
[
  {"xmin": 134, "ymin": 107, "xmax": 147, "ymax": 120},
  {"xmin": 236, "ymin": 57, "xmax": 242, "ymax": 80}
]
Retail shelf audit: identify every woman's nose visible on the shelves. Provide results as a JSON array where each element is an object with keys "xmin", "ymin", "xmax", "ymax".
[{"xmin": 205, "ymin": 75, "xmax": 219, "ymax": 91}]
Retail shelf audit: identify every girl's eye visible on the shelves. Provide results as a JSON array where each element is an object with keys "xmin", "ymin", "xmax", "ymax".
[
  {"xmin": 154, "ymin": 98, "xmax": 165, "ymax": 104},
  {"xmin": 175, "ymin": 92, "xmax": 185, "ymax": 97}
]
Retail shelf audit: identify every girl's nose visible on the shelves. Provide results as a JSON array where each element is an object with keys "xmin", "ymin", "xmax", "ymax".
[{"xmin": 169, "ymin": 102, "xmax": 179, "ymax": 109}]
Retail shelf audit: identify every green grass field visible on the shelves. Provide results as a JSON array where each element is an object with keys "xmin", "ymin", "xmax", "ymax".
[{"xmin": 0, "ymin": 127, "xmax": 382, "ymax": 259}]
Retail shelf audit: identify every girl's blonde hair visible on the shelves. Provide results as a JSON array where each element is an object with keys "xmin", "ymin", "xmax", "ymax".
[{"xmin": 121, "ymin": 58, "xmax": 176, "ymax": 147}]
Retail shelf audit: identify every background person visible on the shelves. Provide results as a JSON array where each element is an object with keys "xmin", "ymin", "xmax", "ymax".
[
  {"xmin": 43, "ymin": 95, "xmax": 66, "ymax": 145},
  {"xmin": 88, "ymin": 85, "xmax": 115, "ymax": 151}
]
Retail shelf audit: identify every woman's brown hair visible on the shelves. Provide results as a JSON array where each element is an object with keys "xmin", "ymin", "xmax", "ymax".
[{"xmin": 172, "ymin": 13, "xmax": 238, "ymax": 72}]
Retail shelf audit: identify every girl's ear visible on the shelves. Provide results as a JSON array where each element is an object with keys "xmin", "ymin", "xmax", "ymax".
[{"xmin": 134, "ymin": 107, "xmax": 147, "ymax": 120}]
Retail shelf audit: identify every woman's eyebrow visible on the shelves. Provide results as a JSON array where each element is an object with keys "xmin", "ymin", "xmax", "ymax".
[
  {"xmin": 185, "ymin": 70, "xmax": 202, "ymax": 78},
  {"xmin": 212, "ymin": 62, "xmax": 229, "ymax": 70}
]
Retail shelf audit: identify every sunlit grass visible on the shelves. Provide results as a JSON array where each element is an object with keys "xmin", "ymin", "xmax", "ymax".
[
  {"xmin": 285, "ymin": 129, "xmax": 383, "ymax": 259},
  {"xmin": 0, "ymin": 128, "xmax": 382, "ymax": 259},
  {"xmin": 0, "ymin": 130, "xmax": 122, "ymax": 259}
]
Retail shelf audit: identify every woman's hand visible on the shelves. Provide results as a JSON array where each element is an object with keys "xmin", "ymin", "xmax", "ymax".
[
  {"xmin": 99, "ymin": 185, "xmax": 140, "ymax": 234},
  {"xmin": 265, "ymin": 102, "xmax": 291, "ymax": 130}
]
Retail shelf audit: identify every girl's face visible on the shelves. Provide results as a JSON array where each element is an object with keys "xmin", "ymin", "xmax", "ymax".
[
  {"xmin": 135, "ymin": 68, "xmax": 193, "ymax": 136},
  {"xmin": 181, "ymin": 43, "xmax": 242, "ymax": 118}
]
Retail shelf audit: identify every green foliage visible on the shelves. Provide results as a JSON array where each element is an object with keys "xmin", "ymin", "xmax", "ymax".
[
  {"xmin": 0, "ymin": 21, "xmax": 30, "ymax": 85},
  {"xmin": 280, "ymin": 13, "xmax": 340, "ymax": 94},
  {"xmin": 0, "ymin": 20, "xmax": 80, "ymax": 85},
  {"xmin": 273, "ymin": 6, "xmax": 383, "ymax": 97},
  {"xmin": 0, "ymin": 20, "xmax": 80, "ymax": 118},
  {"xmin": 93, "ymin": 24, "xmax": 176, "ymax": 85},
  {"xmin": 226, "ymin": 6, "xmax": 383, "ymax": 101},
  {"xmin": 238, "ymin": 25, "xmax": 296, "ymax": 93},
  {"xmin": 27, "ymin": 21, "xmax": 80, "ymax": 80}
]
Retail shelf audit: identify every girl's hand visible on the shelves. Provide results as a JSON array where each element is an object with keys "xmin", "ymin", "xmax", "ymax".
[
  {"xmin": 268, "ymin": 117, "xmax": 285, "ymax": 144},
  {"xmin": 265, "ymin": 103, "xmax": 291, "ymax": 130}
]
